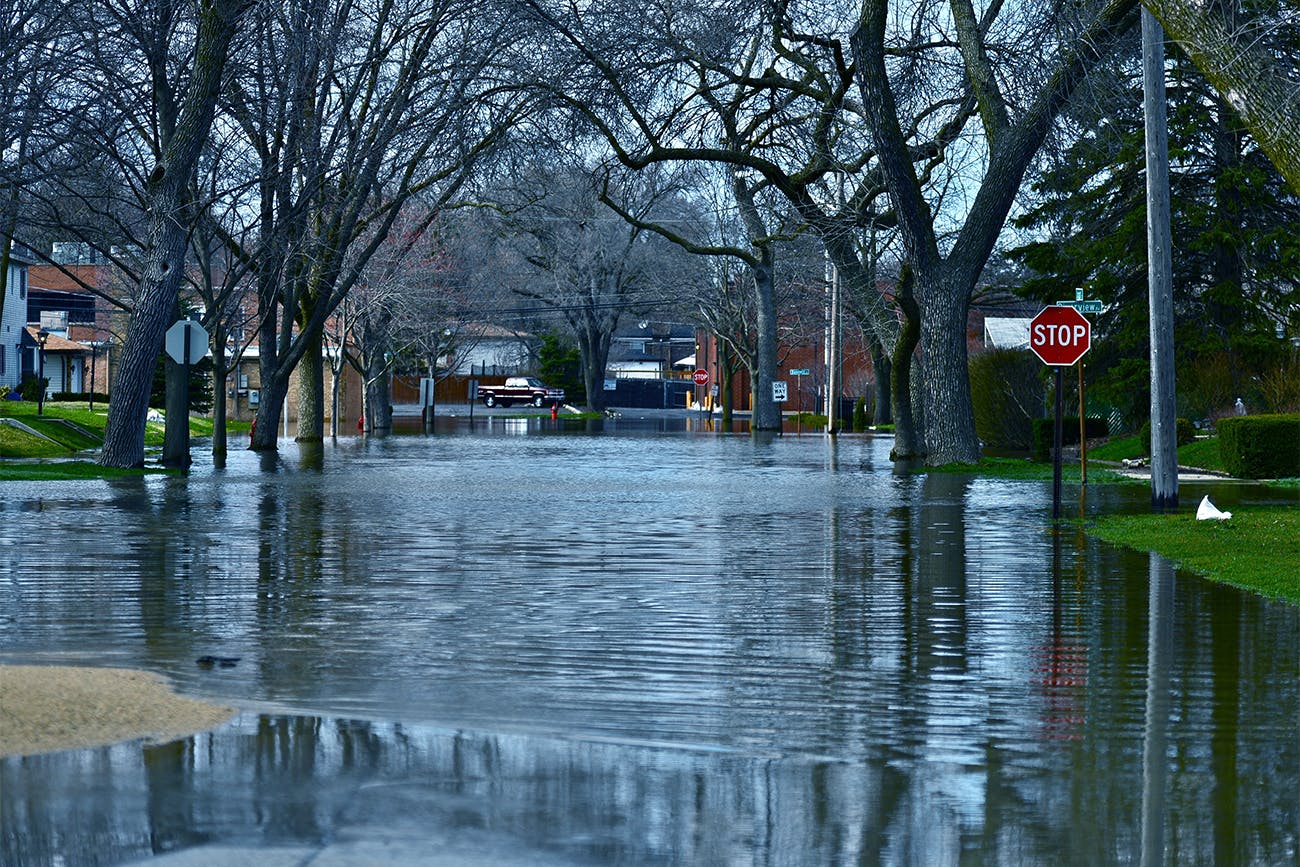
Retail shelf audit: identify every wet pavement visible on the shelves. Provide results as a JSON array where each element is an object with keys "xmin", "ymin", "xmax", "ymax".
[{"xmin": 2, "ymin": 418, "xmax": 1298, "ymax": 865}]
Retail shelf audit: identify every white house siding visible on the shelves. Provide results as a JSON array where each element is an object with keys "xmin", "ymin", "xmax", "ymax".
[{"xmin": 1, "ymin": 259, "xmax": 29, "ymax": 390}]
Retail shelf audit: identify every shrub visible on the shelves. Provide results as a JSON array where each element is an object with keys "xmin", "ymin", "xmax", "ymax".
[
  {"xmin": 970, "ymin": 349, "xmax": 1043, "ymax": 450},
  {"xmin": 1216, "ymin": 414, "xmax": 1300, "ymax": 479},
  {"xmin": 1139, "ymin": 417, "xmax": 1196, "ymax": 455},
  {"xmin": 1031, "ymin": 416, "xmax": 1111, "ymax": 461},
  {"xmin": 18, "ymin": 374, "xmax": 46, "ymax": 402},
  {"xmin": 852, "ymin": 397, "xmax": 868, "ymax": 432}
]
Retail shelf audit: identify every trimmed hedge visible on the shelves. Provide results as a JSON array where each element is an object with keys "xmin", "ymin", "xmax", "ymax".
[
  {"xmin": 1032, "ymin": 416, "xmax": 1110, "ymax": 461},
  {"xmin": 1217, "ymin": 414, "xmax": 1300, "ymax": 479},
  {"xmin": 52, "ymin": 391, "xmax": 110, "ymax": 403},
  {"xmin": 970, "ymin": 349, "xmax": 1042, "ymax": 450}
]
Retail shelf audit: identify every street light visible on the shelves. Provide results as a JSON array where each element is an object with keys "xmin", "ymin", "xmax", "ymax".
[{"xmin": 36, "ymin": 329, "xmax": 49, "ymax": 415}]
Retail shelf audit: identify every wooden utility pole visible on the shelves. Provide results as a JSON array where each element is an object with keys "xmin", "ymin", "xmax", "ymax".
[
  {"xmin": 825, "ymin": 260, "xmax": 841, "ymax": 435},
  {"xmin": 1143, "ymin": 9, "xmax": 1179, "ymax": 511}
]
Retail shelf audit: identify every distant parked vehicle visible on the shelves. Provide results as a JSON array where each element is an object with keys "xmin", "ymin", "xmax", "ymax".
[{"xmin": 476, "ymin": 377, "xmax": 565, "ymax": 408}]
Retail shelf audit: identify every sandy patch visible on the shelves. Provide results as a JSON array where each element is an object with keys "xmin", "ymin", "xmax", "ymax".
[{"xmin": 0, "ymin": 665, "xmax": 235, "ymax": 758}]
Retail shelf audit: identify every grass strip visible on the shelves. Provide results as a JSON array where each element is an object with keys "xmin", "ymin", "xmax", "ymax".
[
  {"xmin": 0, "ymin": 461, "xmax": 168, "ymax": 481},
  {"xmin": 926, "ymin": 457, "xmax": 1137, "ymax": 484},
  {"xmin": 1089, "ymin": 507, "xmax": 1300, "ymax": 604}
]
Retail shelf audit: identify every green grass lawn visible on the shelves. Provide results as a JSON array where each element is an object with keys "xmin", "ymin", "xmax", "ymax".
[
  {"xmin": 0, "ymin": 461, "xmax": 168, "ymax": 481},
  {"xmin": 927, "ymin": 456, "xmax": 1137, "ymax": 484},
  {"xmin": 1087, "ymin": 433, "xmax": 1227, "ymax": 473},
  {"xmin": 1089, "ymin": 507, "xmax": 1300, "ymax": 604},
  {"xmin": 0, "ymin": 401, "xmax": 232, "ymax": 469}
]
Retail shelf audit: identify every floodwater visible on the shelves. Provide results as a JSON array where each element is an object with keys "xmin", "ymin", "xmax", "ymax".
[{"xmin": 1, "ymin": 418, "xmax": 1297, "ymax": 865}]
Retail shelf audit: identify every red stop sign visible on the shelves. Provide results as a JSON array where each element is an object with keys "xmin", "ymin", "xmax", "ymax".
[
  {"xmin": 1029, "ymin": 305, "xmax": 1092, "ymax": 366},
  {"xmin": 692, "ymin": 368, "xmax": 710, "ymax": 386}
]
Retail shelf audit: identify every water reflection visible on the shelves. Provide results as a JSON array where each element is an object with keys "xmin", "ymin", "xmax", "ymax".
[{"xmin": 1, "ymin": 427, "xmax": 1297, "ymax": 864}]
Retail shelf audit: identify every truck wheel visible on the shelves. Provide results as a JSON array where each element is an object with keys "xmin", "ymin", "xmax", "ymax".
[
  {"xmin": 484, "ymin": 394, "xmax": 496, "ymax": 407},
  {"xmin": 533, "ymin": 394, "xmax": 545, "ymax": 407}
]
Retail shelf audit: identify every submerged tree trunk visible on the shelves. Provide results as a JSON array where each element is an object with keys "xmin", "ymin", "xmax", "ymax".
[
  {"xmin": 575, "ymin": 324, "xmax": 613, "ymax": 412},
  {"xmin": 363, "ymin": 352, "xmax": 392, "ymax": 432},
  {"xmin": 209, "ymin": 333, "xmax": 229, "ymax": 456},
  {"xmin": 750, "ymin": 259, "xmax": 781, "ymax": 430},
  {"xmin": 296, "ymin": 326, "xmax": 324, "ymax": 443},
  {"xmin": 890, "ymin": 265, "xmax": 923, "ymax": 460},
  {"xmin": 870, "ymin": 343, "xmax": 891, "ymax": 427},
  {"xmin": 916, "ymin": 265, "xmax": 979, "ymax": 464}
]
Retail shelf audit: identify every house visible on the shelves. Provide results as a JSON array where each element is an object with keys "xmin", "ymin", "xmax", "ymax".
[
  {"xmin": 0, "ymin": 243, "xmax": 35, "ymax": 391},
  {"xmin": 982, "ymin": 317, "xmax": 1033, "ymax": 350},
  {"xmin": 25, "ymin": 322, "xmax": 88, "ymax": 397},
  {"xmin": 27, "ymin": 245, "xmax": 125, "ymax": 396},
  {"xmin": 608, "ymin": 322, "xmax": 696, "ymax": 379},
  {"xmin": 441, "ymin": 323, "xmax": 536, "ymax": 376}
]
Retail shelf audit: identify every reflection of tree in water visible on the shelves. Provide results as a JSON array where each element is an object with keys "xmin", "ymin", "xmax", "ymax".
[{"xmin": 255, "ymin": 475, "xmax": 330, "ymax": 696}]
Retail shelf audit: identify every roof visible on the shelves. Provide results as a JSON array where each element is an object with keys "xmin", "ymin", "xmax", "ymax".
[
  {"xmin": 26, "ymin": 326, "xmax": 88, "ymax": 354},
  {"xmin": 983, "ymin": 317, "xmax": 1032, "ymax": 350}
]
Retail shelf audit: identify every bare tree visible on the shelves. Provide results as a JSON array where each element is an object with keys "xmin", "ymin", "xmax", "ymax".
[
  {"xmin": 850, "ymin": 0, "xmax": 1143, "ymax": 462},
  {"xmin": 219, "ymin": 0, "xmax": 524, "ymax": 450},
  {"xmin": 486, "ymin": 159, "xmax": 708, "ymax": 411},
  {"xmin": 0, "ymin": 0, "xmax": 73, "ymax": 319},
  {"xmin": 92, "ymin": 0, "xmax": 251, "ymax": 467}
]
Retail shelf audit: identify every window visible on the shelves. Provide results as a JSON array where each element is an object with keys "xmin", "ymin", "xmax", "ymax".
[
  {"xmin": 0, "ymin": 344, "xmax": 5, "ymax": 376},
  {"xmin": 17, "ymin": 270, "xmax": 25, "ymax": 299}
]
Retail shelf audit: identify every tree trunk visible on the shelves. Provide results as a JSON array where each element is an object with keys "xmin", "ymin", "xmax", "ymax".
[
  {"xmin": 890, "ymin": 267, "xmax": 923, "ymax": 459},
  {"xmin": 870, "ymin": 342, "xmax": 891, "ymax": 426},
  {"xmin": 750, "ymin": 259, "xmax": 781, "ymax": 430},
  {"xmin": 576, "ymin": 325, "xmax": 612, "ymax": 412},
  {"xmin": 296, "ymin": 326, "xmax": 324, "ymax": 442},
  {"xmin": 917, "ymin": 266, "xmax": 980, "ymax": 464},
  {"xmin": 364, "ymin": 353, "xmax": 392, "ymax": 431},
  {"xmin": 210, "ymin": 338, "xmax": 229, "ymax": 456},
  {"xmin": 251, "ymin": 373, "xmax": 290, "ymax": 449},
  {"xmin": 99, "ymin": 0, "xmax": 247, "ymax": 468}
]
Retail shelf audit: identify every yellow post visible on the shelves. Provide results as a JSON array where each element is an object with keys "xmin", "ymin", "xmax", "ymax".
[{"xmin": 1078, "ymin": 361, "xmax": 1087, "ymax": 486}]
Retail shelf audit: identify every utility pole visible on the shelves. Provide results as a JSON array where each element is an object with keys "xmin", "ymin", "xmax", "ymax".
[
  {"xmin": 825, "ymin": 259, "xmax": 841, "ymax": 435},
  {"xmin": 1143, "ymin": 9, "xmax": 1178, "ymax": 511}
]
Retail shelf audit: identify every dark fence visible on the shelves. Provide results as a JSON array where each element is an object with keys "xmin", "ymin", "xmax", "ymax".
[{"xmin": 604, "ymin": 378, "xmax": 694, "ymax": 410}]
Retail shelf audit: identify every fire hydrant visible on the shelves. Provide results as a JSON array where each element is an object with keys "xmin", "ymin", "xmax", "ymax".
[{"xmin": 551, "ymin": 402, "xmax": 558, "ymax": 420}]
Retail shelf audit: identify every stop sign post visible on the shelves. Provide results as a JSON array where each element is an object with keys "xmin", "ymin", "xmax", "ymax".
[
  {"xmin": 1029, "ymin": 305, "xmax": 1093, "ymax": 520},
  {"xmin": 162, "ymin": 318, "xmax": 209, "ymax": 469}
]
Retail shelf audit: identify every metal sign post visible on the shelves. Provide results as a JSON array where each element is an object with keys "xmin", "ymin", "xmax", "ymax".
[
  {"xmin": 162, "ymin": 319, "xmax": 209, "ymax": 468},
  {"xmin": 1030, "ymin": 306, "xmax": 1092, "ymax": 521}
]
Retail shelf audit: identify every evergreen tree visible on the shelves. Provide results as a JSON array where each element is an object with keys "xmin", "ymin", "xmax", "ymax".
[
  {"xmin": 538, "ymin": 334, "xmax": 585, "ymax": 407},
  {"xmin": 1009, "ymin": 11, "xmax": 1299, "ymax": 424}
]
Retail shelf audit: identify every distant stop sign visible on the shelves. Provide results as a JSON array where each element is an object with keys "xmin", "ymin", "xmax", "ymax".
[
  {"xmin": 692, "ymin": 368, "xmax": 710, "ymax": 386},
  {"xmin": 1029, "ymin": 306, "xmax": 1092, "ymax": 366}
]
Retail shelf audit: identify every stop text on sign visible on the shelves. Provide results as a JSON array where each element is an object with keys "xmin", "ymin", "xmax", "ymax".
[
  {"xmin": 1028, "ymin": 305, "xmax": 1091, "ymax": 366},
  {"xmin": 1033, "ymin": 322, "xmax": 1088, "ymax": 347}
]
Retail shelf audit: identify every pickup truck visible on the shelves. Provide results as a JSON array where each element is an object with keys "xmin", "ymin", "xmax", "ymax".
[{"xmin": 477, "ymin": 376, "xmax": 566, "ymax": 408}]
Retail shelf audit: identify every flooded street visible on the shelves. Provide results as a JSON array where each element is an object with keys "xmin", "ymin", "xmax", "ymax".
[{"xmin": 2, "ymin": 420, "xmax": 1297, "ymax": 865}]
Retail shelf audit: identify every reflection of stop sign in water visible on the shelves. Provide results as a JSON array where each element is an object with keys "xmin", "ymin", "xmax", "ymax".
[
  {"xmin": 692, "ymin": 369, "xmax": 710, "ymax": 386},
  {"xmin": 1029, "ymin": 306, "xmax": 1092, "ymax": 366}
]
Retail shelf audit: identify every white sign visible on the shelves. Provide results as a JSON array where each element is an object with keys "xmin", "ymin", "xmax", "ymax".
[
  {"xmin": 772, "ymin": 381, "xmax": 788, "ymax": 402},
  {"xmin": 164, "ymin": 319, "xmax": 208, "ymax": 366},
  {"xmin": 604, "ymin": 378, "xmax": 617, "ymax": 391}
]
